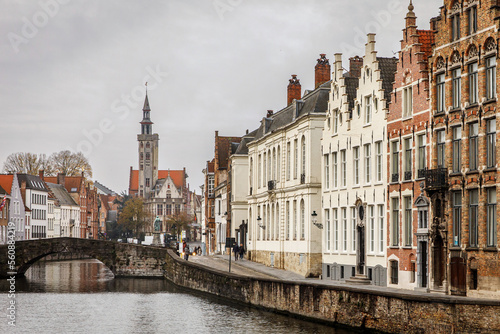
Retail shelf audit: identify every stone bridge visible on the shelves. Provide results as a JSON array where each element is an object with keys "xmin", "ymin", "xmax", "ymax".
[{"xmin": 0, "ymin": 237, "xmax": 168, "ymax": 278}]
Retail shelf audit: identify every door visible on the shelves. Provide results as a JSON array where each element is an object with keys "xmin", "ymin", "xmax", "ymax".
[{"xmin": 450, "ymin": 257, "xmax": 466, "ymax": 296}]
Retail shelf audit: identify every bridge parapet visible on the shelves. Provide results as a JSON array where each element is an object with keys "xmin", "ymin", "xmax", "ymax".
[{"xmin": 0, "ymin": 238, "xmax": 168, "ymax": 278}]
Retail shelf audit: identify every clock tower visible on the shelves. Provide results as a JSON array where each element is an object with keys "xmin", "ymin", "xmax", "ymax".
[{"xmin": 137, "ymin": 92, "xmax": 159, "ymax": 198}]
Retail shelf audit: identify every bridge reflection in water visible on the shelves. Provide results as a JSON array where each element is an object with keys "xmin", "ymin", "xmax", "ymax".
[{"xmin": 0, "ymin": 259, "xmax": 352, "ymax": 334}]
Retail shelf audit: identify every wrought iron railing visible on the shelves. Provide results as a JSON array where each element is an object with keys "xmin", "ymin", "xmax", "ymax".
[
  {"xmin": 424, "ymin": 168, "xmax": 448, "ymax": 189},
  {"xmin": 417, "ymin": 169, "xmax": 426, "ymax": 179},
  {"xmin": 391, "ymin": 173, "xmax": 399, "ymax": 183},
  {"xmin": 404, "ymin": 171, "xmax": 412, "ymax": 181}
]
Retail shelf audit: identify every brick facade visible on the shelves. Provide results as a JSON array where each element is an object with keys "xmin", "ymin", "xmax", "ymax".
[{"xmin": 428, "ymin": 0, "xmax": 500, "ymax": 297}]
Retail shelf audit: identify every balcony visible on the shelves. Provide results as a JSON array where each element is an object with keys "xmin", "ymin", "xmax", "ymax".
[
  {"xmin": 417, "ymin": 169, "xmax": 426, "ymax": 179},
  {"xmin": 404, "ymin": 171, "xmax": 412, "ymax": 181},
  {"xmin": 391, "ymin": 173, "xmax": 399, "ymax": 183},
  {"xmin": 267, "ymin": 180, "xmax": 275, "ymax": 191},
  {"xmin": 424, "ymin": 168, "xmax": 449, "ymax": 191},
  {"xmin": 300, "ymin": 173, "xmax": 306, "ymax": 184}
]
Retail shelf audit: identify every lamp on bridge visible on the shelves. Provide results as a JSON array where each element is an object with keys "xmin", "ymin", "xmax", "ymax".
[{"xmin": 257, "ymin": 216, "xmax": 265, "ymax": 229}]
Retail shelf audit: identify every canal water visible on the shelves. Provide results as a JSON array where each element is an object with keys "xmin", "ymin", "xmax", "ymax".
[{"xmin": 0, "ymin": 259, "xmax": 355, "ymax": 334}]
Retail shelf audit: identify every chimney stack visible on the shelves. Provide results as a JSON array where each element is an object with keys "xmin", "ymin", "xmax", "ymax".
[
  {"xmin": 349, "ymin": 56, "xmax": 363, "ymax": 78},
  {"xmin": 266, "ymin": 110, "xmax": 274, "ymax": 118},
  {"xmin": 287, "ymin": 74, "xmax": 301, "ymax": 105},
  {"xmin": 57, "ymin": 173, "xmax": 66, "ymax": 187},
  {"xmin": 315, "ymin": 54, "xmax": 331, "ymax": 88},
  {"xmin": 39, "ymin": 170, "xmax": 44, "ymax": 181}
]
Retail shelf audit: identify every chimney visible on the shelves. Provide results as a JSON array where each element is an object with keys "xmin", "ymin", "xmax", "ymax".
[
  {"xmin": 349, "ymin": 56, "xmax": 363, "ymax": 78},
  {"xmin": 39, "ymin": 170, "xmax": 44, "ymax": 181},
  {"xmin": 315, "ymin": 54, "xmax": 331, "ymax": 88},
  {"xmin": 57, "ymin": 173, "xmax": 66, "ymax": 187},
  {"xmin": 266, "ymin": 110, "xmax": 274, "ymax": 118},
  {"xmin": 287, "ymin": 74, "xmax": 301, "ymax": 105}
]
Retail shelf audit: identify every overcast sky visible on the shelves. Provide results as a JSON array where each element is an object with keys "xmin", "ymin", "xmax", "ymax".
[{"xmin": 1, "ymin": 0, "xmax": 439, "ymax": 195}]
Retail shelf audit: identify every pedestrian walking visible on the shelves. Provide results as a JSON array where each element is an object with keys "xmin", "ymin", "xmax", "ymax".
[
  {"xmin": 239, "ymin": 244, "xmax": 245, "ymax": 259},
  {"xmin": 233, "ymin": 243, "xmax": 239, "ymax": 261},
  {"xmin": 183, "ymin": 241, "xmax": 189, "ymax": 261}
]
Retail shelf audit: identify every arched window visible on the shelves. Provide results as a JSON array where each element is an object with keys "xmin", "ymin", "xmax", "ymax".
[
  {"xmin": 272, "ymin": 148, "xmax": 276, "ymax": 181},
  {"xmin": 146, "ymin": 152, "xmax": 150, "ymax": 161},
  {"xmin": 301, "ymin": 136, "xmax": 306, "ymax": 178},
  {"xmin": 248, "ymin": 208, "xmax": 252, "ymax": 241},
  {"xmin": 300, "ymin": 199, "xmax": 305, "ymax": 239},
  {"xmin": 249, "ymin": 158, "xmax": 253, "ymax": 192},
  {"xmin": 275, "ymin": 203, "xmax": 280, "ymax": 240},
  {"xmin": 146, "ymin": 142, "xmax": 151, "ymax": 149},
  {"xmin": 277, "ymin": 146, "xmax": 281, "ymax": 182}
]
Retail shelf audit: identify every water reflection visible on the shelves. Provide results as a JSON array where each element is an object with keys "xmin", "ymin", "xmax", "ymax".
[{"xmin": 0, "ymin": 259, "xmax": 354, "ymax": 334}]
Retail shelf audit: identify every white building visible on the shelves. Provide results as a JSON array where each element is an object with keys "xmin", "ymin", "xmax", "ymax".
[
  {"xmin": 46, "ymin": 183, "xmax": 80, "ymax": 238},
  {"xmin": 18, "ymin": 174, "xmax": 49, "ymax": 240},
  {"xmin": 320, "ymin": 34, "xmax": 396, "ymax": 285},
  {"xmin": 246, "ymin": 61, "xmax": 330, "ymax": 277},
  {"xmin": 0, "ymin": 173, "xmax": 26, "ymax": 241}
]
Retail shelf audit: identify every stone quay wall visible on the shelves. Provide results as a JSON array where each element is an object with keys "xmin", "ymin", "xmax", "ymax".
[{"xmin": 163, "ymin": 249, "xmax": 500, "ymax": 334}]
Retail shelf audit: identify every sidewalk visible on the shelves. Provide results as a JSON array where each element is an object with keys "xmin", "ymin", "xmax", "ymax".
[{"xmin": 190, "ymin": 254, "xmax": 500, "ymax": 305}]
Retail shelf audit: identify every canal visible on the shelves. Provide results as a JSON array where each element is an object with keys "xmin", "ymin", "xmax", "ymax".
[{"xmin": 0, "ymin": 259, "xmax": 354, "ymax": 333}]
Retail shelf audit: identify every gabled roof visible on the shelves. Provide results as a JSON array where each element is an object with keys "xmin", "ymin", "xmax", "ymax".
[
  {"xmin": 207, "ymin": 160, "xmax": 215, "ymax": 173},
  {"xmin": 216, "ymin": 136, "xmax": 242, "ymax": 169},
  {"xmin": 0, "ymin": 175, "xmax": 14, "ymax": 194},
  {"xmin": 0, "ymin": 185, "xmax": 7, "ymax": 195},
  {"xmin": 46, "ymin": 183, "xmax": 78, "ymax": 206},
  {"xmin": 94, "ymin": 181, "xmax": 116, "ymax": 195},
  {"xmin": 158, "ymin": 170, "xmax": 185, "ymax": 189},
  {"xmin": 17, "ymin": 174, "xmax": 48, "ymax": 192},
  {"xmin": 417, "ymin": 29, "xmax": 434, "ymax": 59},
  {"xmin": 376, "ymin": 57, "xmax": 398, "ymax": 103},
  {"xmin": 344, "ymin": 76, "xmax": 359, "ymax": 110},
  {"xmin": 251, "ymin": 82, "xmax": 330, "ymax": 142},
  {"xmin": 43, "ymin": 176, "xmax": 83, "ymax": 193}
]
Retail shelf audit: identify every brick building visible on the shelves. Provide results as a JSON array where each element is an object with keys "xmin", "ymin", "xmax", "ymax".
[
  {"xmin": 386, "ymin": 2, "xmax": 434, "ymax": 290},
  {"xmin": 427, "ymin": 0, "xmax": 499, "ymax": 297},
  {"xmin": 202, "ymin": 159, "xmax": 215, "ymax": 253}
]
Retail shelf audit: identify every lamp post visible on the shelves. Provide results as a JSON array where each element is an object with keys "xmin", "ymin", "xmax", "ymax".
[
  {"xmin": 312, "ymin": 211, "xmax": 323, "ymax": 229},
  {"xmin": 257, "ymin": 216, "xmax": 265, "ymax": 229}
]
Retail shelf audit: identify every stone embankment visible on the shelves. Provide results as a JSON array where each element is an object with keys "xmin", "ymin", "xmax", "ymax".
[{"xmin": 163, "ymin": 249, "xmax": 500, "ymax": 334}]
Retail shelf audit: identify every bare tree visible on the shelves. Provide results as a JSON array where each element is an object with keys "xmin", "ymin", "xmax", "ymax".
[
  {"xmin": 2, "ymin": 152, "xmax": 51, "ymax": 175},
  {"xmin": 49, "ymin": 150, "xmax": 92, "ymax": 178},
  {"xmin": 2, "ymin": 150, "xmax": 92, "ymax": 177},
  {"xmin": 117, "ymin": 197, "xmax": 151, "ymax": 237}
]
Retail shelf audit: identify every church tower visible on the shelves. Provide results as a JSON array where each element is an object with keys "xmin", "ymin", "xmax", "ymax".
[{"xmin": 137, "ymin": 92, "xmax": 159, "ymax": 198}]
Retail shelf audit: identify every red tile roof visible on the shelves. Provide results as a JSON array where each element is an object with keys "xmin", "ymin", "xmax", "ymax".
[
  {"xmin": 129, "ymin": 169, "xmax": 185, "ymax": 194},
  {"xmin": 0, "ymin": 175, "xmax": 14, "ymax": 194},
  {"xmin": 417, "ymin": 29, "xmax": 434, "ymax": 59},
  {"xmin": 43, "ymin": 176, "xmax": 83, "ymax": 193}
]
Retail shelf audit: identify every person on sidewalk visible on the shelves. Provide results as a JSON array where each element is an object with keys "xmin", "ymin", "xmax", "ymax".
[
  {"xmin": 232, "ymin": 243, "xmax": 239, "ymax": 261},
  {"xmin": 183, "ymin": 241, "xmax": 189, "ymax": 261},
  {"xmin": 238, "ymin": 243, "xmax": 245, "ymax": 260}
]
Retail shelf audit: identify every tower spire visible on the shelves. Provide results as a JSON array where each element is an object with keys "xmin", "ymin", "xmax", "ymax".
[{"xmin": 140, "ymin": 91, "xmax": 153, "ymax": 135}]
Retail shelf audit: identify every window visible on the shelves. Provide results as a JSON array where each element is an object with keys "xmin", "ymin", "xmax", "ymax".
[
  {"xmin": 300, "ymin": 200, "xmax": 305, "ymax": 239},
  {"xmin": 437, "ymin": 130, "xmax": 446, "ymax": 168},
  {"xmin": 341, "ymin": 150, "xmax": 346, "ymax": 187},
  {"xmin": 418, "ymin": 206, "xmax": 428, "ymax": 230},
  {"xmin": 436, "ymin": 73, "xmax": 445, "ymax": 113},
  {"xmin": 342, "ymin": 208, "xmax": 347, "ymax": 252},
  {"xmin": 365, "ymin": 96, "xmax": 372, "ymax": 124},
  {"xmin": 369, "ymin": 206, "xmax": 375, "ymax": 252},
  {"xmin": 166, "ymin": 204, "xmax": 172, "ymax": 215},
  {"xmin": 353, "ymin": 147, "xmax": 359, "ymax": 185},
  {"xmin": 391, "ymin": 197, "xmax": 399, "ymax": 247},
  {"xmin": 333, "ymin": 209, "xmax": 338, "ymax": 251},
  {"xmin": 469, "ymin": 123, "xmax": 479, "ymax": 171},
  {"xmin": 294, "ymin": 139, "xmax": 298, "ymax": 179},
  {"xmin": 403, "ymin": 86, "xmax": 413, "ymax": 117},
  {"xmin": 390, "ymin": 260, "xmax": 399, "ymax": 285},
  {"xmin": 487, "ymin": 188, "xmax": 497, "ymax": 247},
  {"xmin": 146, "ymin": 152, "xmax": 150, "ymax": 161},
  {"xmin": 391, "ymin": 141, "xmax": 399, "ymax": 182},
  {"xmin": 451, "ymin": 12, "xmax": 460, "ymax": 41},
  {"xmin": 364, "ymin": 144, "xmax": 371, "ymax": 184},
  {"xmin": 293, "ymin": 200, "xmax": 297, "ymax": 239},
  {"xmin": 208, "ymin": 175, "xmax": 214, "ymax": 197},
  {"xmin": 452, "ymin": 68, "xmax": 461, "ymax": 109},
  {"xmin": 157, "ymin": 204, "xmax": 163, "ymax": 216},
  {"xmin": 451, "ymin": 191, "xmax": 462, "ymax": 247},
  {"xmin": 404, "ymin": 138, "xmax": 412, "ymax": 181},
  {"xmin": 351, "ymin": 208, "xmax": 356, "ymax": 252},
  {"xmin": 277, "ymin": 147, "xmax": 281, "ymax": 182},
  {"xmin": 376, "ymin": 142, "xmax": 382, "ymax": 182},
  {"xmin": 145, "ymin": 178, "xmax": 150, "ymax": 187},
  {"xmin": 404, "ymin": 196, "xmax": 412, "ymax": 247},
  {"xmin": 324, "ymin": 154, "xmax": 330, "ymax": 189},
  {"xmin": 469, "ymin": 62, "xmax": 478, "ymax": 104},
  {"xmin": 258, "ymin": 155, "xmax": 262, "ymax": 187},
  {"xmin": 286, "ymin": 201, "xmax": 290, "ymax": 240},
  {"xmin": 487, "ymin": 119, "xmax": 496, "ymax": 168},
  {"xmin": 286, "ymin": 142, "xmax": 291, "ymax": 180},
  {"xmin": 452, "ymin": 127, "xmax": 461, "ymax": 173},
  {"xmin": 468, "ymin": 6, "xmax": 477, "ymax": 35},
  {"xmin": 417, "ymin": 134, "xmax": 426, "ymax": 178},
  {"xmin": 301, "ymin": 137, "xmax": 306, "ymax": 177},
  {"xmin": 486, "ymin": 57, "xmax": 496, "ymax": 100},
  {"xmin": 272, "ymin": 149, "xmax": 276, "ymax": 181},
  {"xmin": 333, "ymin": 109, "xmax": 339, "ymax": 134},
  {"xmin": 263, "ymin": 152, "xmax": 267, "ymax": 184},
  {"xmin": 325, "ymin": 209, "xmax": 330, "ymax": 251},
  {"xmin": 469, "ymin": 189, "xmax": 479, "ymax": 247},
  {"xmin": 332, "ymin": 152, "xmax": 338, "ymax": 188}
]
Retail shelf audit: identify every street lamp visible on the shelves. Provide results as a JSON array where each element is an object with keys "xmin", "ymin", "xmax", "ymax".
[
  {"xmin": 257, "ymin": 216, "xmax": 265, "ymax": 229},
  {"xmin": 312, "ymin": 211, "xmax": 323, "ymax": 229}
]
